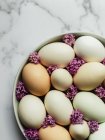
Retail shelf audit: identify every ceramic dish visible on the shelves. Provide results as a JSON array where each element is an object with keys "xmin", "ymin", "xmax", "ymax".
[{"xmin": 13, "ymin": 32, "xmax": 105, "ymax": 140}]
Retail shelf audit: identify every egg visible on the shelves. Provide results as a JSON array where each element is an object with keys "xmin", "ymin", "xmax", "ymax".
[
  {"xmin": 18, "ymin": 95, "xmax": 46, "ymax": 128},
  {"xmin": 74, "ymin": 62, "xmax": 105, "ymax": 91},
  {"xmin": 44, "ymin": 90, "xmax": 73, "ymax": 125},
  {"xmin": 69, "ymin": 121, "xmax": 90, "ymax": 140},
  {"xmin": 38, "ymin": 42, "xmax": 75, "ymax": 68},
  {"xmin": 73, "ymin": 92, "xmax": 105, "ymax": 123},
  {"xmin": 89, "ymin": 122, "xmax": 105, "ymax": 140},
  {"xmin": 39, "ymin": 125, "xmax": 72, "ymax": 140},
  {"xmin": 74, "ymin": 36, "xmax": 105, "ymax": 62},
  {"xmin": 51, "ymin": 68, "xmax": 73, "ymax": 91},
  {"xmin": 22, "ymin": 63, "xmax": 50, "ymax": 96}
]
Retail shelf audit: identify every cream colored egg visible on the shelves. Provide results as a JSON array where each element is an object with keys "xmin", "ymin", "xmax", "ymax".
[
  {"xmin": 51, "ymin": 68, "xmax": 73, "ymax": 91},
  {"xmin": 89, "ymin": 122, "xmax": 105, "ymax": 140},
  {"xmin": 69, "ymin": 121, "xmax": 90, "ymax": 140},
  {"xmin": 18, "ymin": 95, "xmax": 46, "ymax": 128},
  {"xmin": 73, "ymin": 92, "xmax": 105, "ymax": 123},
  {"xmin": 39, "ymin": 125, "xmax": 72, "ymax": 140},
  {"xmin": 74, "ymin": 36, "xmax": 105, "ymax": 62},
  {"xmin": 44, "ymin": 90, "xmax": 73, "ymax": 125},
  {"xmin": 22, "ymin": 63, "xmax": 50, "ymax": 96},
  {"xmin": 74, "ymin": 62, "xmax": 105, "ymax": 91},
  {"xmin": 38, "ymin": 42, "xmax": 75, "ymax": 68}
]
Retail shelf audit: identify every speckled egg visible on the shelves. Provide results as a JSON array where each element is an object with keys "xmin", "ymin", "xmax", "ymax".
[{"xmin": 22, "ymin": 63, "xmax": 50, "ymax": 96}]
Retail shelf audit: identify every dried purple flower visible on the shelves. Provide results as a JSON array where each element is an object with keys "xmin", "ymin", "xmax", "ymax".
[
  {"xmin": 95, "ymin": 86, "xmax": 105, "ymax": 99},
  {"xmin": 62, "ymin": 34, "xmax": 75, "ymax": 46},
  {"xmin": 47, "ymin": 65, "xmax": 58, "ymax": 75},
  {"xmin": 28, "ymin": 52, "xmax": 40, "ymax": 64},
  {"xmin": 70, "ymin": 109, "xmax": 84, "ymax": 124},
  {"xmin": 88, "ymin": 120, "xmax": 99, "ymax": 133},
  {"xmin": 66, "ymin": 57, "xmax": 85, "ymax": 75},
  {"xmin": 42, "ymin": 115, "xmax": 56, "ymax": 128},
  {"xmin": 16, "ymin": 81, "xmax": 28, "ymax": 101},
  {"xmin": 101, "ymin": 58, "xmax": 105, "ymax": 65},
  {"xmin": 66, "ymin": 85, "xmax": 78, "ymax": 100},
  {"xmin": 24, "ymin": 128, "xmax": 39, "ymax": 140}
]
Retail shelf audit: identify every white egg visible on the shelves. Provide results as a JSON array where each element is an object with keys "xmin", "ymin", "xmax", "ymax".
[
  {"xmin": 74, "ymin": 36, "xmax": 105, "ymax": 62},
  {"xmin": 89, "ymin": 122, "xmax": 105, "ymax": 140},
  {"xmin": 73, "ymin": 92, "xmax": 105, "ymax": 123},
  {"xmin": 69, "ymin": 121, "xmax": 90, "ymax": 140},
  {"xmin": 74, "ymin": 62, "xmax": 105, "ymax": 91},
  {"xmin": 38, "ymin": 42, "xmax": 75, "ymax": 68},
  {"xmin": 44, "ymin": 90, "xmax": 73, "ymax": 125},
  {"xmin": 51, "ymin": 68, "xmax": 73, "ymax": 91},
  {"xmin": 18, "ymin": 95, "xmax": 46, "ymax": 129}
]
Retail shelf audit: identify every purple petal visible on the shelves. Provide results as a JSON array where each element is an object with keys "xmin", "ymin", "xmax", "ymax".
[
  {"xmin": 24, "ymin": 128, "xmax": 39, "ymax": 140},
  {"xmin": 66, "ymin": 57, "xmax": 85, "ymax": 75},
  {"xmin": 70, "ymin": 109, "xmax": 84, "ymax": 124},
  {"xmin": 42, "ymin": 115, "xmax": 56, "ymax": 128},
  {"xmin": 16, "ymin": 81, "xmax": 28, "ymax": 101},
  {"xmin": 47, "ymin": 65, "xmax": 58, "ymax": 75},
  {"xmin": 66, "ymin": 85, "xmax": 78, "ymax": 100},
  {"xmin": 28, "ymin": 52, "xmax": 40, "ymax": 64},
  {"xmin": 88, "ymin": 120, "xmax": 99, "ymax": 133},
  {"xmin": 62, "ymin": 34, "xmax": 75, "ymax": 46}
]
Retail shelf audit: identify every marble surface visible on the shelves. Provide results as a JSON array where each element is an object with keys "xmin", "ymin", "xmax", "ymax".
[{"xmin": 1, "ymin": 0, "xmax": 105, "ymax": 139}]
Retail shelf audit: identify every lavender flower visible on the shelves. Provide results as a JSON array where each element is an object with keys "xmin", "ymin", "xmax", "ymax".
[
  {"xmin": 42, "ymin": 115, "xmax": 56, "ymax": 128},
  {"xmin": 95, "ymin": 86, "xmax": 105, "ymax": 99},
  {"xmin": 70, "ymin": 109, "xmax": 84, "ymax": 124},
  {"xmin": 28, "ymin": 52, "xmax": 40, "ymax": 64},
  {"xmin": 88, "ymin": 120, "xmax": 99, "ymax": 133},
  {"xmin": 66, "ymin": 57, "xmax": 85, "ymax": 75},
  {"xmin": 16, "ymin": 81, "xmax": 28, "ymax": 101},
  {"xmin": 24, "ymin": 128, "xmax": 39, "ymax": 140},
  {"xmin": 62, "ymin": 34, "xmax": 75, "ymax": 46},
  {"xmin": 66, "ymin": 85, "xmax": 78, "ymax": 100},
  {"xmin": 47, "ymin": 65, "xmax": 58, "ymax": 75}
]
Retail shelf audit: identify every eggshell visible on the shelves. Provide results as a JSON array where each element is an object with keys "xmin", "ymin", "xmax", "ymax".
[
  {"xmin": 39, "ymin": 125, "xmax": 72, "ymax": 140},
  {"xmin": 38, "ymin": 42, "xmax": 75, "ymax": 68},
  {"xmin": 51, "ymin": 68, "xmax": 73, "ymax": 91},
  {"xmin": 69, "ymin": 121, "xmax": 90, "ymax": 140},
  {"xmin": 74, "ymin": 36, "xmax": 105, "ymax": 62},
  {"xmin": 73, "ymin": 92, "xmax": 105, "ymax": 123},
  {"xmin": 18, "ymin": 95, "xmax": 46, "ymax": 128},
  {"xmin": 89, "ymin": 122, "xmax": 105, "ymax": 140},
  {"xmin": 22, "ymin": 63, "xmax": 50, "ymax": 96},
  {"xmin": 74, "ymin": 62, "xmax": 105, "ymax": 91},
  {"xmin": 44, "ymin": 90, "xmax": 73, "ymax": 125}
]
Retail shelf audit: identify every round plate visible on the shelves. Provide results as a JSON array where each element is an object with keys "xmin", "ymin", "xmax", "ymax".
[{"xmin": 13, "ymin": 32, "xmax": 105, "ymax": 139}]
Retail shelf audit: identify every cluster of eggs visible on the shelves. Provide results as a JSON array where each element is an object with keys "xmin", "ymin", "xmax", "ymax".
[{"xmin": 16, "ymin": 34, "xmax": 105, "ymax": 140}]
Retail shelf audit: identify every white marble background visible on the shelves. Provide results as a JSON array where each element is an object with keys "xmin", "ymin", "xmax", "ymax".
[{"xmin": 1, "ymin": 0, "xmax": 105, "ymax": 139}]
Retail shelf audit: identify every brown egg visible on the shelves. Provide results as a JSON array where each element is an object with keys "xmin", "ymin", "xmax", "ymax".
[
  {"xmin": 22, "ymin": 63, "xmax": 50, "ymax": 96},
  {"xmin": 39, "ymin": 125, "xmax": 72, "ymax": 140}
]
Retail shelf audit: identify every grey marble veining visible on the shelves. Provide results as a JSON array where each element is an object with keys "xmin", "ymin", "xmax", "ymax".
[{"xmin": 1, "ymin": 0, "xmax": 105, "ymax": 139}]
